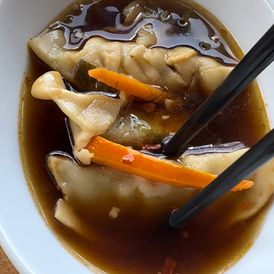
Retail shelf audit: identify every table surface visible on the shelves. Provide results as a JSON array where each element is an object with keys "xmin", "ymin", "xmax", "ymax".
[{"xmin": 0, "ymin": 247, "xmax": 18, "ymax": 273}]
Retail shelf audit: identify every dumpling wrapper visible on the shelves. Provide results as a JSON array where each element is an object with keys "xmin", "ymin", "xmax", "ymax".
[
  {"xmin": 31, "ymin": 71, "xmax": 126, "ymax": 163},
  {"xmin": 179, "ymin": 147, "xmax": 249, "ymax": 175},
  {"xmin": 48, "ymin": 154, "xmax": 196, "ymax": 228},
  {"xmin": 180, "ymin": 149, "xmax": 274, "ymax": 224},
  {"xmin": 29, "ymin": 28, "xmax": 233, "ymax": 96},
  {"xmin": 31, "ymin": 71, "xmax": 186, "ymax": 164},
  {"xmin": 48, "ymin": 147, "xmax": 274, "ymax": 236}
]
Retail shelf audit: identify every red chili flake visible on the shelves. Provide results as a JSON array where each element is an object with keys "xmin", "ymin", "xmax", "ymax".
[
  {"xmin": 121, "ymin": 154, "xmax": 135, "ymax": 164},
  {"xmin": 241, "ymin": 201, "xmax": 250, "ymax": 210},
  {"xmin": 141, "ymin": 143, "xmax": 162, "ymax": 151},
  {"xmin": 162, "ymin": 257, "xmax": 177, "ymax": 274}
]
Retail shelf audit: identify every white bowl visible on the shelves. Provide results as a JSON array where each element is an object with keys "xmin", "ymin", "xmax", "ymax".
[{"xmin": 0, "ymin": 0, "xmax": 273, "ymax": 273}]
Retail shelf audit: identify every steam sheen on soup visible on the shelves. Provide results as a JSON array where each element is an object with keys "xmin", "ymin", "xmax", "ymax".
[{"xmin": 19, "ymin": 1, "xmax": 274, "ymax": 273}]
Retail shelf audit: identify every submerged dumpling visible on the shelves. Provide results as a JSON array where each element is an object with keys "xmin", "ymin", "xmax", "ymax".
[
  {"xmin": 48, "ymin": 153, "xmax": 197, "ymax": 232},
  {"xmin": 48, "ymin": 144, "xmax": 274, "ymax": 237},
  {"xmin": 181, "ymin": 145, "xmax": 274, "ymax": 223},
  {"xmin": 29, "ymin": 30, "xmax": 233, "ymax": 95}
]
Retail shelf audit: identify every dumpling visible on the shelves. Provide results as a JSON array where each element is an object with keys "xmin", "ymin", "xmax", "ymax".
[
  {"xmin": 48, "ymin": 153, "xmax": 197, "ymax": 233},
  {"xmin": 31, "ymin": 71, "xmax": 126, "ymax": 163},
  {"xmin": 29, "ymin": 30, "xmax": 233, "ymax": 95},
  {"xmin": 179, "ymin": 144, "xmax": 249, "ymax": 175},
  {"xmin": 180, "ymin": 144, "xmax": 274, "ymax": 224},
  {"xmin": 48, "ymin": 144, "xmax": 274, "ymax": 236},
  {"xmin": 31, "ymin": 70, "xmax": 187, "ymax": 163}
]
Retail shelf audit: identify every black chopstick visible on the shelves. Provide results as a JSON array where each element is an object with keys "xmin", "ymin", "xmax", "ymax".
[
  {"xmin": 169, "ymin": 128, "xmax": 274, "ymax": 229},
  {"xmin": 163, "ymin": 24, "xmax": 274, "ymax": 157}
]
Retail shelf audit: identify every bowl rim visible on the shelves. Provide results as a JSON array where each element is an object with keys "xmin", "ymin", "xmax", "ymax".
[{"xmin": 0, "ymin": 0, "xmax": 273, "ymax": 273}]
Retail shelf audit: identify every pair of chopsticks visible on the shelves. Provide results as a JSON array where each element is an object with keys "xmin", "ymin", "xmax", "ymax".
[{"xmin": 163, "ymin": 24, "xmax": 274, "ymax": 228}]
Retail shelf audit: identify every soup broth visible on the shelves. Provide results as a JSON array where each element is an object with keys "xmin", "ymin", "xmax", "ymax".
[{"xmin": 19, "ymin": 0, "xmax": 271, "ymax": 273}]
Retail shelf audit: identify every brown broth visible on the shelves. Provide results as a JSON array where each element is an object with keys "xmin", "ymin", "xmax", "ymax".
[
  {"xmin": 19, "ymin": 1, "xmax": 270, "ymax": 274},
  {"xmin": 49, "ymin": 0, "xmax": 237, "ymax": 65}
]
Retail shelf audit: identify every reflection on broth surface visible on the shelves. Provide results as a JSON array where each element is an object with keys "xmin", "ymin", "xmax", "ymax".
[
  {"xmin": 19, "ymin": 0, "xmax": 273, "ymax": 274},
  {"xmin": 50, "ymin": 0, "xmax": 237, "ymax": 64}
]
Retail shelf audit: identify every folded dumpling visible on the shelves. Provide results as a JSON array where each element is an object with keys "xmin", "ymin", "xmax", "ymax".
[
  {"xmin": 48, "ymin": 144, "xmax": 274, "ymax": 237},
  {"xmin": 31, "ymin": 71, "xmax": 126, "ymax": 163},
  {"xmin": 181, "ymin": 145, "xmax": 274, "ymax": 224},
  {"xmin": 48, "ymin": 153, "xmax": 197, "ymax": 233},
  {"xmin": 31, "ymin": 71, "xmax": 190, "ymax": 163},
  {"xmin": 29, "ymin": 29, "xmax": 233, "ymax": 96}
]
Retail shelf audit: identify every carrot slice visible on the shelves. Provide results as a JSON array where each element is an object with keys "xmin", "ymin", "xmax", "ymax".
[
  {"xmin": 88, "ymin": 68, "xmax": 167, "ymax": 103},
  {"xmin": 86, "ymin": 136, "xmax": 253, "ymax": 192}
]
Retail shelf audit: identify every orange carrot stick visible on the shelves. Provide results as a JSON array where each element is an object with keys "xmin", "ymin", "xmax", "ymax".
[
  {"xmin": 86, "ymin": 136, "xmax": 253, "ymax": 192},
  {"xmin": 88, "ymin": 68, "xmax": 167, "ymax": 103}
]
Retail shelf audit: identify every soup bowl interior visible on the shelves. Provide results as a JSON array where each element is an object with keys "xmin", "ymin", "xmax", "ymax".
[{"xmin": 0, "ymin": 0, "xmax": 273, "ymax": 273}]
